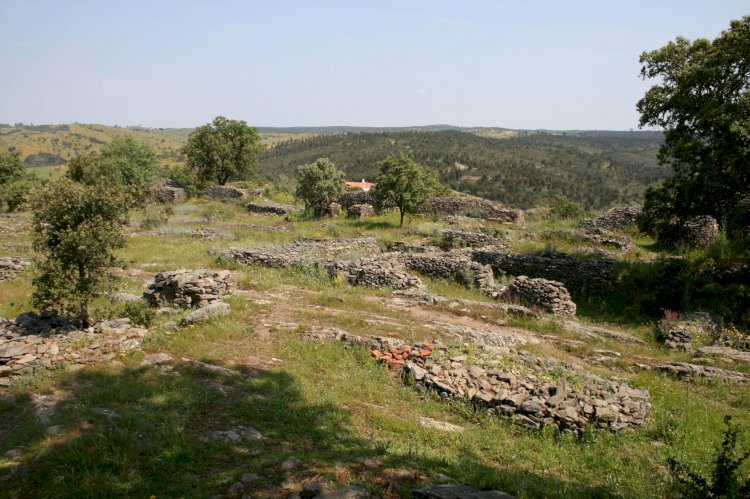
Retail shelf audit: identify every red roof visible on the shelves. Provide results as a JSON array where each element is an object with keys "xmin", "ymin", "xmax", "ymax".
[{"xmin": 345, "ymin": 181, "xmax": 375, "ymax": 189}]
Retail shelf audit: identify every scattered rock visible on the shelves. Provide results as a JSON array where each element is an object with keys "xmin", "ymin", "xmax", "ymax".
[
  {"xmin": 413, "ymin": 484, "xmax": 516, "ymax": 498},
  {"xmin": 241, "ymin": 472, "xmax": 261, "ymax": 484},
  {"xmin": 0, "ymin": 257, "xmax": 31, "ymax": 281},
  {"xmin": 281, "ymin": 455, "xmax": 302, "ymax": 471},
  {"xmin": 45, "ymin": 425, "xmax": 65, "ymax": 436},
  {"xmin": 203, "ymin": 426, "xmax": 265, "ymax": 443},
  {"xmin": 111, "ymin": 292, "xmax": 141, "ymax": 304},
  {"xmin": 183, "ymin": 358, "xmax": 237, "ymax": 377},
  {"xmin": 315, "ymin": 485, "xmax": 371, "ymax": 498},
  {"xmin": 140, "ymin": 352, "xmax": 173, "ymax": 366}
]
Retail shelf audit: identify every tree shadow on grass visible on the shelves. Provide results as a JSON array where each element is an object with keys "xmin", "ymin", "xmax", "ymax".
[{"xmin": 0, "ymin": 360, "xmax": 622, "ymax": 498}]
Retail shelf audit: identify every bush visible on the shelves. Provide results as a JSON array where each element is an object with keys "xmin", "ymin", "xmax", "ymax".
[
  {"xmin": 548, "ymin": 195, "xmax": 585, "ymax": 220},
  {"xmin": 668, "ymin": 415, "xmax": 750, "ymax": 498}
]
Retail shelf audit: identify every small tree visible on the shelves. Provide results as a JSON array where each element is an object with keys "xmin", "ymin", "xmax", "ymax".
[
  {"xmin": 374, "ymin": 152, "xmax": 442, "ymax": 227},
  {"xmin": 549, "ymin": 195, "xmax": 585, "ymax": 220},
  {"xmin": 66, "ymin": 137, "xmax": 158, "ymax": 205},
  {"xmin": 31, "ymin": 178, "xmax": 129, "ymax": 327},
  {"xmin": 0, "ymin": 150, "xmax": 41, "ymax": 212},
  {"xmin": 294, "ymin": 157, "xmax": 345, "ymax": 217},
  {"xmin": 182, "ymin": 116, "xmax": 263, "ymax": 186}
]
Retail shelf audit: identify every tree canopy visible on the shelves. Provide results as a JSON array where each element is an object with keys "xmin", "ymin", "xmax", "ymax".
[
  {"xmin": 0, "ymin": 149, "xmax": 42, "ymax": 211},
  {"xmin": 637, "ymin": 16, "xmax": 750, "ymax": 241},
  {"xmin": 182, "ymin": 116, "xmax": 263, "ymax": 186},
  {"xmin": 31, "ymin": 178, "xmax": 129, "ymax": 327},
  {"xmin": 374, "ymin": 152, "xmax": 442, "ymax": 227},
  {"xmin": 294, "ymin": 157, "xmax": 345, "ymax": 217}
]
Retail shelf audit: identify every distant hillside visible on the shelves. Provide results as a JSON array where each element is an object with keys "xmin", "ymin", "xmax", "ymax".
[{"xmin": 260, "ymin": 130, "xmax": 667, "ymax": 210}]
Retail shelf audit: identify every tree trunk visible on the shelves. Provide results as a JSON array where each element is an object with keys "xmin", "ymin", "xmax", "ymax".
[{"xmin": 399, "ymin": 209, "xmax": 404, "ymax": 227}]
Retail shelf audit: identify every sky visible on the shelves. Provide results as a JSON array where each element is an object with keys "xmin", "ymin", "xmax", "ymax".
[{"xmin": 0, "ymin": 0, "xmax": 747, "ymax": 130}]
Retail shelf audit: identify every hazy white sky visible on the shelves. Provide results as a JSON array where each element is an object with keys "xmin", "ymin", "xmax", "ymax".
[{"xmin": 1, "ymin": 0, "xmax": 747, "ymax": 129}]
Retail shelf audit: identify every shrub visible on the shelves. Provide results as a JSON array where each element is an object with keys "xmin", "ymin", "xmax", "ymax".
[
  {"xmin": 668, "ymin": 415, "xmax": 750, "ymax": 498},
  {"xmin": 548, "ymin": 195, "xmax": 585, "ymax": 220}
]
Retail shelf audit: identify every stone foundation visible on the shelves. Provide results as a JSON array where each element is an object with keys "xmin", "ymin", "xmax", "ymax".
[{"xmin": 143, "ymin": 269, "xmax": 236, "ymax": 309}]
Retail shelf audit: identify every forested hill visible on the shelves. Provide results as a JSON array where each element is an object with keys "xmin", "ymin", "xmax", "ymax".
[{"xmin": 260, "ymin": 130, "xmax": 667, "ymax": 210}]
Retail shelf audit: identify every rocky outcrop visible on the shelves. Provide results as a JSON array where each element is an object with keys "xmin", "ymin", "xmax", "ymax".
[
  {"xmin": 472, "ymin": 250, "xmax": 617, "ymax": 292},
  {"xmin": 429, "ymin": 197, "xmax": 525, "ymax": 224},
  {"xmin": 246, "ymin": 202, "xmax": 299, "ymax": 215},
  {"xmin": 501, "ymin": 276, "xmax": 576, "ymax": 316},
  {"xmin": 347, "ymin": 203, "xmax": 374, "ymax": 219},
  {"xmin": 580, "ymin": 206, "xmax": 641, "ymax": 233},
  {"xmin": 0, "ymin": 257, "xmax": 30, "ymax": 281},
  {"xmin": 441, "ymin": 229, "xmax": 501, "ymax": 249},
  {"xmin": 143, "ymin": 269, "xmax": 236, "ymax": 309},
  {"xmin": 199, "ymin": 185, "xmax": 245, "ymax": 199},
  {"xmin": 0, "ymin": 314, "xmax": 147, "ymax": 384},
  {"xmin": 151, "ymin": 179, "xmax": 188, "ymax": 204},
  {"xmin": 656, "ymin": 362, "xmax": 750, "ymax": 384}
]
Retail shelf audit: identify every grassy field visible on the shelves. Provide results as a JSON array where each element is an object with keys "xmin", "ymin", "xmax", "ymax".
[{"xmin": 0, "ymin": 197, "xmax": 748, "ymax": 498}]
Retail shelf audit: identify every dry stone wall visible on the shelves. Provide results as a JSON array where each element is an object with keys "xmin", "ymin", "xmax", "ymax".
[
  {"xmin": 441, "ymin": 229, "xmax": 501, "ymax": 248},
  {"xmin": 199, "ymin": 185, "xmax": 245, "ymax": 199},
  {"xmin": 472, "ymin": 249, "xmax": 617, "ymax": 292},
  {"xmin": 151, "ymin": 179, "xmax": 188, "ymax": 204},
  {"xmin": 143, "ymin": 269, "xmax": 236, "ymax": 308},
  {"xmin": 429, "ymin": 197, "xmax": 525, "ymax": 224},
  {"xmin": 347, "ymin": 204, "xmax": 374, "ymax": 219},
  {"xmin": 580, "ymin": 206, "xmax": 641, "ymax": 233},
  {"xmin": 246, "ymin": 202, "xmax": 299, "ymax": 215},
  {"xmin": 0, "ymin": 257, "xmax": 30, "ymax": 281},
  {"xmin": 502, "ymin": 276, "xmax": 576, "ymax": 316},
  {"xmin": 402, "ymin": 253, "xmax": 495, "ymax": 292},
  {"xmin": 325, "ymin": 255, "xmax": 424, "ymax": 290}
]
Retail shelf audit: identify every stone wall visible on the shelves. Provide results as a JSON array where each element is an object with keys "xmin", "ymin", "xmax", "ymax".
[
  {"xmin": 151, "ymin": 179, "xmax": 188, "ymax": 204},
  {"xmin": 428, "ymin": 197, "xmax": 525, "ymax": 224},
  {"xmin": 472, "ymin": 249, "xmax": 617, "ymax": 292},
  {"xmin": 246, "ymin": 202, "xmax": 299, "ymax": 215},
  {"xmin": 325, "ymin": 255, "xmax": 424, "ymax": 290},
  {"xmin": 338, "ymin": 191, "xmax": 376, "ymax": 209},
  {"xmin": 663, "ymin": 215, "xmax": 720, "ymax": 249},
  {"xmin": 347, "ymin": 203, "xmax": 374, "ymax": 219},
  {"xmin": 580, "ymin": 206, "xmax": 641, "ymax": 232},
  {"xmin": 502, "ymin": 276, "xmax": 576, "ymax": 316},
  {"xmin": 441, "ymin": 229, "xmax": 501, "ymax": 248},
  {"xmin": 143, "ymin": 269, "xmax": 236, "ymax": 308},
  {"xmin": 402, "ymin": 253, "xmax": 495, "ymax": 292},
  {"xmin": 0, "ymin": 257, "xmax": 30, "ymax": 281},
  {"xmin": 199, "ymin": 185, "xmax": 245, "ymax": 199}
]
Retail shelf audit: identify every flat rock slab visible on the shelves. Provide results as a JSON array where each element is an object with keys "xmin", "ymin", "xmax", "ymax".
[
  {"xmin": 657, "ymin": 362, "xmax": 750, "ymax": 384},
  {"xmin": 183, "ymin": 301, "xmax": 231, "ymax": 324},
  {"xmin": 697, "ymin": 346, "xmax": 750, "ymax": 363},
  {"xmin": 413, "ymin": 484, "xmax": 516, "ymax": 499},
  {"xmin": 419, "ymin": 417, "xmax": 465, "ymax": 432}
]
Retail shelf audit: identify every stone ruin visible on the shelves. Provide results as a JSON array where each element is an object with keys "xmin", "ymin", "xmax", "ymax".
[
  {"xmin": 246, "ymin": 202, "xmax": 299, "ymax": 216},
  {"xmin": 472, "ymin": 249, "xmax": 617, "ymax": 292},
  {"xmin": 0, "ymin": 314, "xmax": 147, "ymax": 385},
  {"xmin": 658, "ymin": 215, "xmax": 720, "ymax": 249},
  {"xmin": 580, "ymin": 206, "xmax": 641, "ymax": 233},
  {"xmin": 143, "ymin": 269, "xmax": 236, "ymax": 309},
  {"xmin": 303, "ymin": 328, "xmax": 651, "ymax": 434},
  {"xmin": 402, "ymin": 252, "xmax": 495, "ymax": 293},
  {"xmin": 324, "ymin": 202, "xmax": 342, "ymax": 217},
  {"xmin": 151, "ymin": 178, "xmax": 188, "ymax": 204},
  {"xmin": 346, "ymin": 203, "xmax": 375, "ymax": 219},
  {"xmin": 428, "ymin": 196, "xmax": 525, "ymax": 224},
  {"xmin": 501, "ymin": 276, "xmax": 576, "ymax": 316},
  {"xmin": 327, "ymin": 256, "xmax": 425, "ymax": 290},
  {"xmin": 657, "ymin": 311, "xmax": 724, "ymax": 351},
  {"xmin": 199, "ymin": 185, "xmax": 245, "ymax": 199},
  {"xmin": 0, "ymin": 256, "xmax": 30, "ymax": 281},
  {"xmin": 441, "ymin": 229, "xmax": 502, "ymax": 249}
]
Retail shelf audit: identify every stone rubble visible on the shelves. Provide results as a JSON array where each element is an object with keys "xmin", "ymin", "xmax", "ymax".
[
  {"xmin": 441, "ymin": 229, "xmax": 501, "ymax": 249},
  {"xmin": 428, "ymin": 197, "xmax": 525, "ymax": 224},
  {"xmin": 143, "ymin": 269, "xmax": 236, "ymax": 309},
  {"xmin": 0, "ymin": 314, "xmax": 147, "ymax": 384},
  {"xmin": 0, "ymin": 256, "xmax": 30, "ymax": 281},
  {"xmin": 150, "ymin": 178, "xmax": 188, "ymax": 204},
  {"xmin": 303, "ymin": 327, "xmax": 651, "ymax": 434},
  {"xmin": 501, "ymin": 276, "xmax": 576, "ymax": 316}
]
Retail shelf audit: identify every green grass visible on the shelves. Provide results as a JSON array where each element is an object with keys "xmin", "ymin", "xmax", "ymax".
[{"xmin": 2, "ymin": 197, "xmax": 750, "ymax": 498}]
